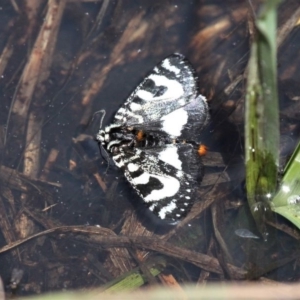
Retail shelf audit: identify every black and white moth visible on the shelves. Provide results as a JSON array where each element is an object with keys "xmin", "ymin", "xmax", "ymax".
[{"xmin": 97, "ymin": 53, "xmax": 209, "ymax": 223}]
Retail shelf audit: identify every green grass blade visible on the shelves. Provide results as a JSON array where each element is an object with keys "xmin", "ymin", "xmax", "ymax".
[
  {"xmin": 102, "ymin": 257, "xmax": 166, "ymax": 293},
  {"xmin": 245, "ymin": 0, "xmax": 281, "ymax": 239},
  {"xmin": 272, "ymin": 142, "xmax": 300, "ymax": 229}
]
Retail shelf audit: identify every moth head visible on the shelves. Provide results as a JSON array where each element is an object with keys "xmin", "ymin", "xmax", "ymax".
[{"xmin": 96, "ymin": 129, "xmax": 110, "ymax": 145}]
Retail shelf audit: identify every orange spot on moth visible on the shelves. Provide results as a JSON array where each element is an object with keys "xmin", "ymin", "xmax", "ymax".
[
  {"xmin": 198, "ymin": 144, "xmax": 208, "ymax": 156},
  {"xmin": 136, "ymin": 130, "xmax": 144, "ymax": 141}
]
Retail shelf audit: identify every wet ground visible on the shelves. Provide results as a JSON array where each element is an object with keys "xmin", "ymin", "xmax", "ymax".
[{"xmin": 0, "ymin": 0, "xmax": 300, "ymax": 297}]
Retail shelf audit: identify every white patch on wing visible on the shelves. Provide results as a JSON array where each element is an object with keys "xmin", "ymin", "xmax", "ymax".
[
  {"xmin": 148, "ymin": 203, "xmax": 157, "ymax": 211},
  {"xmin": 132, "ymin": 172, "xmax": 150, "ymax": 185},
  {"xmin": 131, "ymin": 172, "xmax": 180, "ymax": 202},
  {"xmin": 178, "ymin": 99, "xmax": 186, "ymax": 106},
  {"xmin": 114, "ymin": 160, "xmax": 124, "ymax": 168},
  {"xmin": 129, "ymin": 102, "xmax": 142, "ymax": 111},
  {"xmin": 161, "ymin": 107, "xmax": 188, "ymax": 136},
  {"xmin": 127, "ymin": 163, "xmax": 139, "ymax": 172},
  {"xmin": 158, "ymin": 145, "xmax": 182, "ymax": 170},
  {"xmin": 135, "ymin": 89, "xmax": 152, "ymax": 101},
  {"xmin": 158, "ymin": 200, "xmax": 177, "ymax": 219},
  {"xmin": 136, "ymin": 74, "xmax": 184, "ymax": 101},
  {"xmin": 162, "ymin": 59, "xmax": 181, "ymax": 74},
  {"xmin": 176, "ymin": 170, "xmax": 183, "ymax": 178},
  {"xmin": 145, "ymin": 175, "xmax": 180, "ymax": 201},
  {"xmin": 116, "ymin": 107, "xmax": 126, "ymax": 114}
]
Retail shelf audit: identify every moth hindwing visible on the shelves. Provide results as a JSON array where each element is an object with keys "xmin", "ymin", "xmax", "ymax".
[{"xmin": 97, "ymin": 53, "xmax": 209, "ymax": 223}]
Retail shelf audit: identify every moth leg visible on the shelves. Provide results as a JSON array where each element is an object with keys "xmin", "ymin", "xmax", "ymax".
[{"xmin": 99, "ymin": 144, "xmax": 111, "ymax": 174}]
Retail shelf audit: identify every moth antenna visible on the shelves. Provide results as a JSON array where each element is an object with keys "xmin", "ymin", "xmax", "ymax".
[
  {"xmin": 92, "ymin": 109, "xmax": 106, "ymax": 129},
  {"xmin": 99, "ymin": 109, "xmax": 106, "ymax": 129}
]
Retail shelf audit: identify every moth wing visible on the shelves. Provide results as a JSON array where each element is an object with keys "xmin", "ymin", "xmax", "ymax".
[
  {"xmin": 113, "ymin": 54, "xmax": 197, "ymax": 126},
  {"xmin": 113, "ymin": 143, "xmax": 203, "ymax": 222},
  {"xmin": 133, "ymin": 95, "xmax": 209, "ymax": 142}
]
